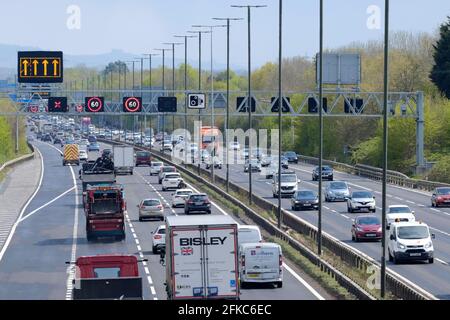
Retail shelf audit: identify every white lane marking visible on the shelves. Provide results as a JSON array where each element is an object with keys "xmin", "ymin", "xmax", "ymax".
[
  {"xmin": 18, "ymin": 186, "xmax": 76, "ymax": 223},
  {"xmin": 283, "ymin": 263, "xmax": 325, "ymax": 300},
  {"xmin": 147, "ymin": 275, "xmax": 153, "ymax": 285},
  {"xmin": 436, "ymin": 258, "xmax": 449, "ymax": 266},
  {"xmin": 144, "ymin": 267, "xmax": 150, "ymax": 275},
  {"xmin": 406, "ymin": 200, "xmax": 415, "ymax": 205},
  {"xmin": 394, "ymin": 197, "xmax": 404, "ymax": 201},
  {"xmin": 137, "ymin": 245, "xmax": 142, "ymax": 251},
  {"xmin": 341, "ymin": 215, "xmax": 350, "ymax": 219},
  {"xmin": 65, "ymin": 162, "xmax": 79, "ymax": 300},
  {"xmin": 429, "ymin": 227, "xmax": 450, "ymax": 237},
  {"xmin": 0, "ymin": 146, "xmax": 44, "ymax": 263}
]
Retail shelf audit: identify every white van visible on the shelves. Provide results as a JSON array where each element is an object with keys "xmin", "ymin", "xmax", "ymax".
[
  {"xmin": 387, "ymin": 221, "xmax": 435, "ymax": 264},
  {"xmin": 238, "ymin": 225, "xmax": 262, "ymax": 246},
  {"xmin": 239, "ymin": 243, "xmax": 283, "ymax": 288}
]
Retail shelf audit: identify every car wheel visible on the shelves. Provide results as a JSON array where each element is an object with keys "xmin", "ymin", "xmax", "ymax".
[
  {"xmin": 431, "ymin": 201, "xmax": 434, "ymax": 207},
  {"xmin": 371, "ymin": 209, "xmax": 376, "ymax": 213},
  {"xmin": 388, "ymin": 249, "xmax": 393, "ymax": 262},
  {"xmin": 276, "ymin": 281, "xmax": 283, "ymax": 288},
  {"xmin": 347, "ymin": 206, "xmax": 351, "ymax": 213},
  {"xmin": 152, "ymin": 246, "xmax": 158, "ymax": 254},
  {"xmin": 351, "ymin": 234, "xmax": 355, "ymax": 241},
  {"xmin": 273, "ymin": 194, "xmax": 277, "ymax": 198},
  {"xmin": 162, "ymin": 187, "xmax": 166, "ymax": 191},
  {"xmin": 355, "ymin": 236, "xmax": 359, "ymax": 242},
  {"xmin": 429, "ymin": 258, "xmax": 434, "ymax": 264},
  {"xmin": 139, "ymin": 217, "xmax": 143, "ymax": 222},
  {"xmin": 392, "ymin": 252, "xmax": 399, "ymax": 264}
]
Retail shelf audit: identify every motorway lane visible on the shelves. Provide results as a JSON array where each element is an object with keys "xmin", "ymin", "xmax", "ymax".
[
  {"xmin": 0, "ymin": 141, "xmax": 77, "ymax": 299},
  {"xmin": 223, "ymin": 161, "xmax": 450, "ymax": 299},
  {"xmin": 99, "ymin": 142, "xmax": 323, "ymax": 300}
]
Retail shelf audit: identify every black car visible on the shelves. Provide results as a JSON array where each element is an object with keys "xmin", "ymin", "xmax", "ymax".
[
  {"xmin": 283, "ymin": 151, "xmax": 298, "ymax": 164},
  {"xmin": 53, "ymin": 137, "xmax": 62, "ymax": 144},
  {"xmin": 184, "ymin": 193, "xmax": 211, "ymax": 215},
  {"xmin": 102, "ymin": 149, "xmax": 113, "ymax": 159},
  {"xmin": 291, "ymin": 190, "xmax": 319, "ymax": 211},
  {"xmin": 42, "ymin": 134, "xmax": 52, "ymax": 142},
  {"xmin": 312, "ymin": 166, "xmax": 333, "ymax": 181}
]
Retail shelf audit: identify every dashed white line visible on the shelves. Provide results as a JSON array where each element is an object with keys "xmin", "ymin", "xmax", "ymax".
[{"xmin": 436, "ymin": 258, "xmax": 449, "ymax": 266}]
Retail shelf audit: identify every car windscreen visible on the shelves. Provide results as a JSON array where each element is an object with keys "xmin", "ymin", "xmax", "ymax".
[
  {"xmin": 136, "ymin": 151, "xmax": 150, "ymax": 157},
  {"xmin": 397, "ymin": 226, "xmax": 429, "ymax": 239},
  {"xmin": 162, "ymin": 167, "xmax": 176, "ymax": 172},
  {"xmin": 152, "ymin": 162, "xmax": 163, "ymax": 167},
  {"xmin": 296, "ymin": 191, "xmax": 316, "ymax": 199},
  {"xmin": 280, "ymin": 174, "xmax": 297, "ymax": 183},
  {"xmin": 238, "ymin": 229, "xmax": 262, "ymax": 244},
  {"xmin": 190, "ymin": 195, "xmax": 208, "ymax": 202},
  {"xmin": 437, "ymin": 188, "xmax": 450, "ymax": 195},
  {"xmin": 93, "ymin": 267, "xmax": 121, "ymax": 279},
  {"xmin": 352, "ymin": 192, "xmax": 372, "ymax": 198},
  {"xmin": 285, "ymin": 152, "xmax": 296, "ymax": 156},
  {"xmin": 330, "ymin": 182, "xmax": 347, "ymax": 189},
  {"xmin": 157, "ymin": 228, "xmax": 166, "ymax": 234},
  {"xmin": 143, "ymin": 200, "xmax": 161, "ymax": 207},
  {"xmin": 389, "ymin": 207, "xmax": 412, "ymax": 214},
  {"xmin": 357, "ymin": 217, "xmax": 380, "ymax": 225},
  {"xmin": 177, "ymin": 191, "xmax": 192, "ymax": 196},
  {"xmin": 165, "ymin": 174, "xmax": 180, "ymax": 179}
]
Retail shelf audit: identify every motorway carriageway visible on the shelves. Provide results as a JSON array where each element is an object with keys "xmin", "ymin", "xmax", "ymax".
[
  {"xmin": 162, "ymin": 146, "xmax": 449, "ymax": 300},
  {"xmin": 0, "ymin": 140, "xmax": 326, "ymax": 300}
]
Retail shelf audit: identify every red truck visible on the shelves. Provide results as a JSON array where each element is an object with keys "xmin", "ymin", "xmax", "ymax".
[
  {"xmin": 84, "ymin": 184, "xmax": 126, "ymax": 241},
  {"xmin": 70, "ymin": 254, "xmax": 144, "ymax": 300}
]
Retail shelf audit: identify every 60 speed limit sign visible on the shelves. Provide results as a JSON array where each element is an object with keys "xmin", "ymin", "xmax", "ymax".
[
  {"xmin": 123, "ymin": 97, "xmax": 142, "ymax": 113},
  {"xmin": 85, "ymin": 97, "xmax": 104, "ymax": 113}
]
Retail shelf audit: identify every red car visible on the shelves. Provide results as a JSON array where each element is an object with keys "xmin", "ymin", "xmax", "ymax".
[
  {"xmin": 351, "ymin": 215, "xmax": 382, "ymax": 242},
  {"xmin": 431, "ymin": 187, "xmax": 450, "ymax": 207}
]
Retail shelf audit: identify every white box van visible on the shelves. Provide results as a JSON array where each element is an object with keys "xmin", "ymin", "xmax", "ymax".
[{"xmin": 239, "ymin": 243, "xmax": 283, "ymax": 288}]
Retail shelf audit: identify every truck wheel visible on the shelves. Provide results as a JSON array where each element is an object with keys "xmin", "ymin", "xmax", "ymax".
[{"xmin": 276, "ymin": 281, "xmax": 283, "ymax": 288}]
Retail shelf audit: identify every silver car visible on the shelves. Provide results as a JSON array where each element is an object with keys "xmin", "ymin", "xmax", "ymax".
[
  {"xmin": 151, "ymin": 225, "xmax": 166, "ymax": 254},
  {"xmin": 150, "ymin": 161, "xmax": 163, "ymax": 175},
  {"xmin": 138, "ymin": 198, "xmax": 164, "ymax": 221},
  {"xmin": 325, "ymin": 181, "xmax": 350, "ymax": 202}
]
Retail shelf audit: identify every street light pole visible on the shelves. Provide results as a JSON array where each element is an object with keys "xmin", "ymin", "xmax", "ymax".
[
  {"xmin": 143, "ymin": 53, "xmax": 159, "ymax": 152},
  {"xmin": 155, "ymin": 48, "xmax": 173, "ymax": 148},
  {"xmin": 381, "ymin": 0, "xmax": 390, "ymax": 299},
  {"xmin": 188, "ymin": 30, "xmax": 211, "ymax": 175},
  {"xmin": 213, "ymin": 17, "xmax": 243, "ymax": 193},
  {"xmin": 232, "ymin": 4, "xmax": 267, "ymax": 205},
  {"xmin": 192, "ymin": 24, "xmax": 227, "ymax": 183},
  {"xmin": 318, "ymin": 0, "xmax": 324, "ymax": 256},
  {"xmin": 175, "ymin": 35, "xmax": 197, "ymax": 168},
  {"xmin": 277, "ymin": 0, "xmax": 283, "ymax": 229},
  {"xmin": 164, "ymin": 42, "xmax": 183, "ymax": 139}
]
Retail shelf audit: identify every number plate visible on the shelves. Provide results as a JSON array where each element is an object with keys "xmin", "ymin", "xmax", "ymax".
[
  {"xmin": 303, "ymin": 204, "xmax": 311, "ymax": 207},
  {"xmin": 195, "ymin": 202, "xmax": 203, "ymax": 206},
  {"xmin": 247, "ymin": 274, "xmax": 260, "ymax": 278},
  {"xmin": 409, "ymin": 253, "xmax": 421, "ymax": 257},
  {"xmin": 365, "ymin": 234, "xmax": 376, "ymax": 237}
]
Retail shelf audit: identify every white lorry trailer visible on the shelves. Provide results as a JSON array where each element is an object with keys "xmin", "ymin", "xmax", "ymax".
[
  {"xmin": 113, "ymin": 145, "xmax": 134, "ymax": 175},
  {"xmin": 164, "ymin": 215, "xmax": 240, "ymax": 300}
]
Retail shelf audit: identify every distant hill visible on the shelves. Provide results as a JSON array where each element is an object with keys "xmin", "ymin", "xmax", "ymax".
[{"xmin": 0, "ymin": 43, "xmax": 244, "ymax": 75}]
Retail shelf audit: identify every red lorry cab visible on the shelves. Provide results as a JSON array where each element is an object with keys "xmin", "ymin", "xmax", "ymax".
[
  {"xmin": 76, "ymin": 255, "xmax": 139, "ymax": 279},
  {"xmin": 135, "ymin": 151, "xmax": 152, "ymax": 167}
]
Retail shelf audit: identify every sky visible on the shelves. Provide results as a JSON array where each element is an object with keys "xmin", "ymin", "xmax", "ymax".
[{"xmin": 0, "ymin": 0, "xmax": 449, "ymax": 68}]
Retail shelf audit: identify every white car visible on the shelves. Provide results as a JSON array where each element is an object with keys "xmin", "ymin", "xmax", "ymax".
[
  {"xmin": 171, "ymin": 189, "xmax": 194, "ymax": 208},
  {"xmin": 229, "ymin": 141, "xmax": 241, "ymax": 151},
  {"xmin": 260, "ymin": 155, "xmax": 273, "ymax": 167},
  {"xmin": 347, "ymin": 190, "xmax": 376, "ymax": 213},
  {"xmin": 151, "ymin": 225, "xmax": 166, "ymax": 254},
  {"xmin": 79, "ymin": 150, "xmax": 88, "ymax": 161},
  {"xmin": 161, "ymin": 172, "xmax": 185, "ymax": 191},
  {"xmin": 205, "ymin": 156, "xmax": 222, "ymax": 169},
  {"xmin": 388, "ymin": 221, "xmax": 434, "ymax": 264},
  {"xmin": 386, "ymin": 205, "xmax": 416, "ymax": 229},
  {"xmin": 150, "ymin": 161, "xmax": 164, "ymax": 176}
]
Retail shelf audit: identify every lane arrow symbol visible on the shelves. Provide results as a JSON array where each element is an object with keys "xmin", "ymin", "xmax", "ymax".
[
  {"xmin": 42, "ymin": 59, "xmax": 49, "ymax": 76},
  {"xmin": 52, "ymin": 59, "xmax": 59, "ymax": 76},
  {"xmin": 32, "ymin": 60, "xmax": 39, "ymax": 76},
  {"xmin": 22, "ymin": 60, "xmax": 29, "ymax": 76}
]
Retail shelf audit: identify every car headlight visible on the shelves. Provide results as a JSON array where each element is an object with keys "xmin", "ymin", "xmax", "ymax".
[
  {"xmin": 425, "ymin": 241, "xmax": 433, "ymax": 249},
  {"xmin": 356, "ymin": 227, "xmax": 364, "ymax": 232},
  {"xmin": 397, "ymin": 243, "xmax": 406, "ymax": 250},
  {"xmin": 377, "ymin": 227, "xmax": 382, "ymax": 232}
]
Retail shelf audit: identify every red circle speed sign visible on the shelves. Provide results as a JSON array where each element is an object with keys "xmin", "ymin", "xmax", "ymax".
[
  {"xmin": 124, "ymin": 97, "xmax": 141, "ymax": 112},
  {"xmin": 30, "ymin": 105, "xmax": 38, "ymax": 113},
  {"xmin": 86, "ymin": 97, "xmax": 103, "ymax": 112}
]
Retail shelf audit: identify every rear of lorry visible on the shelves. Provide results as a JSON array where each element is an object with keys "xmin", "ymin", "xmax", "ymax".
[
  {"xmin": 113, "ymin": 145, "xmax": 134, "ymax": 175},
  {"xmin": 63, "ymin": 144, "xmax": 80, "ymax": 166},
  {"xmin": 165, "ymin": 215, "xmax": 240, "ymax": 300}
]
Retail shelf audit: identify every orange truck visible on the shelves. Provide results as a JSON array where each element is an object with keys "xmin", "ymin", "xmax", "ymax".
[
  {"xmin": 70, "ymin": 254, "xmax": 144, "ymax": 300},
  {"xmin": 200, "ymin": 126, "xmax": 221, "ymax": 154}
]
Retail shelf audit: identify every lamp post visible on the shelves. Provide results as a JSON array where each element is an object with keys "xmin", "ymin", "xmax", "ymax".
[
  {"xmin": 188, "ymin": 29, "xmax": 211, "ymax": 175},
  {"xmin": 192, "ymin": 24, "xmax": 227, "ymax": 183},
  {"xmin": 143, "ymin": 53, "xmax": 159, "ymax": 152},
  {"xmin": 231, "ymin": 4, "xmax": 267, "ymax": 205},
  {"xmin": 175, "ymin": 34, "xmax": 197, "ymax": 168},
  {"xmin": 318, "ymin": 0, "xmax": 324, "ymax": 256},
  {"xmin": 154, "ymin": 48, "xmax": 173, "ymax": 148},
  {"xmin": 212, "ymin": 17, "xmax": 243, "ymax": 192},
  {"xmin": 163, "ymin": 42, "xmax": 183, "ymax": 140}
]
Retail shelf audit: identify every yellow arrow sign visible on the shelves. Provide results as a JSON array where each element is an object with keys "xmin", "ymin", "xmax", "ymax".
[
  {"xmin": 22, "ymin": 60, "xmax": 29, "ymax": 76},
  {"xmin": 42, "ymin": 59, "xmax": 49, "ymax": 76},
  {"xmin": 52, "ymin": 59, "xmax": 59, "ymax": 76},
  {"xmin": 32, "ymin": 60, "xmax": 39, "ymax": 76}
]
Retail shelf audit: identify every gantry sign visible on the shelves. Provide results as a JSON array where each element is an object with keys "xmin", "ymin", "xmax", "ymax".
[{"xmin": 18, "ymin": 51, "xmax": 63, "ymax": 83}]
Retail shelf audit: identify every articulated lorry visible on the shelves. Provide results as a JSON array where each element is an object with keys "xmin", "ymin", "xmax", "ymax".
[
  {"xmin": 84, "ymin": 183, "xmax": 126, "ymax": 242},
  {"xmin": 163, "ymin": 215, "xmax": 240, "ymax": 300},
  {"xmin": 70, "ymin": 254, "xmax": 144, "ymax": 300}
]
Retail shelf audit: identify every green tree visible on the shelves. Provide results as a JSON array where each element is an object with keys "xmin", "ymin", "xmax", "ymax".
[{"xmin": 430, "ymin": 17, "xmax": 450, "ymax": 98}]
